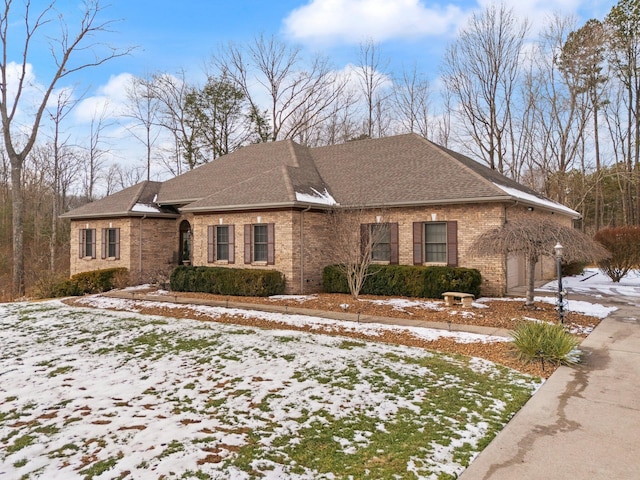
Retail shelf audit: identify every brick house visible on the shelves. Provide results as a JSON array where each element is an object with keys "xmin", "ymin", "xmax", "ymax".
[{"xmin": 62, "ymin": 134, "xmax": 579, "ymax": 296}]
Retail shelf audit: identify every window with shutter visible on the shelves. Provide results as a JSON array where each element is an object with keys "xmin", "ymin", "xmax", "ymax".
[
  {"xmin": 79, "ymin": 228, "xmax": 96, "ymax": 259},
  {"xmin": 102, "ymin": 228, "xmax": 120, "ymax": 259},
  {"xmin": 363, "ymin": 223, "xmax": 398, "ymax": 263},
  {"xmin": 413, "ymin": 221, "xmax": 458, "ymax": 266},
  {"xmin": 245, "ymin": 223, "xmax": 274, "ymax": 264},
  {"xmin": 253, "ymin": 224, "xmax": 268, "ymax": 262},
  {"xmin": 216, "ymin": 225, "xmax": 230, "ymax": 261}
]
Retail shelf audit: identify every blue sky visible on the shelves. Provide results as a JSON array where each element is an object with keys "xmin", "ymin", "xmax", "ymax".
[
  {"xmin": 5, "ymin": 0, "xmax": 618, "ymax": 179},
  {"xmin": 82, "ymin": 0, "xmax": 615, "ymax": 91}
]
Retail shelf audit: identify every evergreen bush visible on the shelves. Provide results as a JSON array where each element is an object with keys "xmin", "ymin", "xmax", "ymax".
[
  {"xmin": 170, "ymin": 266, "xmax": 285, "ymax": 297},
  {"xmin": 511, "ymin": 321, "xmax": 580, "ymax": 366},
  {"xmin": 322, "ymin": 264, "xmax": 481, "ymax": 298},
  {"xmin": 51, "ymin": 267, "xmax": 129, "ymax": 297}
]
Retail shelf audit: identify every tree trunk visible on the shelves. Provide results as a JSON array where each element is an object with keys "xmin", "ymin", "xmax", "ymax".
[
  {"xmin": 11, "ymin": 160, "xmax": 24, "ymax": 297},
  {"xmin": 526, "ymin": 254, "xmax": 537, "ymax": 306}
]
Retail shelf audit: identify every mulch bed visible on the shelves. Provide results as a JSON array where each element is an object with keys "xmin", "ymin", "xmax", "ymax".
[{"xmin": 67, "ymin": 291, "xmax": 600, "ymax": 379}]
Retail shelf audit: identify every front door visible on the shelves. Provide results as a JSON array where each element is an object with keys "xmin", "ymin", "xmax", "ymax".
[{"xmin": 179, "ymin": 220, "xmax": 192, "ymax": 265}]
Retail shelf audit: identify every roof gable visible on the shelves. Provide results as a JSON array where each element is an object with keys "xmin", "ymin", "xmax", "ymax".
[{"xmin": 61, "ymin": 181, "xmax": 176, "ymax": 219}]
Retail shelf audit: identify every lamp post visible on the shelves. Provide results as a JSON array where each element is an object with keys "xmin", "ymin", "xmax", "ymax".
[{"xmin": 554, "ymin": 243, "xmax": 565, "ymax": 324}]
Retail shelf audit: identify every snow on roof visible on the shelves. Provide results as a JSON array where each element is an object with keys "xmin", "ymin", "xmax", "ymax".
[
  {"xmin": 493, "ymin": 183, "xmax": 579, "ymax": 217},
  {"xmin": 131, "ymin": 203, "xmax": 163, "ymax": 213},
  {"xmin": 295, "ymin": 187, "xmax": 337, "ymax": 205}
]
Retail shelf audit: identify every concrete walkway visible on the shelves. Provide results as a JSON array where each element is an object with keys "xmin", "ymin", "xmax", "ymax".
[{"xmin": 460, "ymin": 294, "xmax": 640, "ymax": 479}]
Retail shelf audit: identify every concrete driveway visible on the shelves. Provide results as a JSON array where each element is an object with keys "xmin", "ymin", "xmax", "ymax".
[{"xmin": 460, "ymin": 295, "xmax": 640, "ymax": 479}]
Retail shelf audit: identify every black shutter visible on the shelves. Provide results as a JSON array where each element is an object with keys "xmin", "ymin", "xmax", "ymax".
[
  {"xmin": 413, "ymin": 222, "xmax": 423, "ymax": 265},
  {"xmin": 244, "ymin": 224, "xmax": 251, "ymax": 264},
  {"xmin": 207, "ymin": 225, "xmax": 214, "ymax": 263},
  {"xmin": 79, "ymin": 229, "xmax": 84, "ymax": 259},
  {"xmin": 360, "ymin": 224, "xmax": 369, "ymax": 259},
  {"xmin": 447, "ymin": 221, "xmax": 458, "ymax": 267},
  {"xmin": 114, "ymin": 228, "xmax": 120, "ymax": 260},
  {"xmin": 267, "ymin": 223, "xmax": 275, "ymax": 265},
  {"xmin": 390, "ymin": 223, "xmax": 399, "ymax": 264},
  {"xmin": 228, "ymin": 225, "xmax": 235, "ymax": 264}
]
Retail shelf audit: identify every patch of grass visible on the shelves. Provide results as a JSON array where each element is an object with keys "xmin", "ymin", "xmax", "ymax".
[
  {"xmin": 181, "ymin": 470, "xmax": 210, "ymax": 479},
  {"xmin": 13, "ymin": 458, "xmax": 28, "ymax": 468},
  {"xmin": 35, "ymin": 423, "xmax": 60, "ymax": 436},
  {"xmin": 48, "ymin": 365, "xmax": 74, "ymax": 377},
  {"xmin": 338, "ymin": 340, "xmax": 367, "ymax": 349},
  {"xmin": 158, "ymin": 440, "xmax": 185, "ymax": 459},
  {"xmin": 48, "ymin": 443, "xmax": 80, "ymax": 458},
  {"xmin": 7, "ymin": 434, "xmax": 35, "ymax": 453},
  {"xmin": 79, "ymin": 454, "xmax": 121, "ymax": 479},
  {"xmin": 276, "ymin": 336, "xmax": 297, "ymax": 343}
]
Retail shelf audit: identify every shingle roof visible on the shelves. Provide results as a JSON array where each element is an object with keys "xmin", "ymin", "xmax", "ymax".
[
  {"xmin": 63, "ymin": 134, "xmax": 580, "ymax": 219},
  {"xmin": 311, "ymin": 134, "xmax": 507, "ymax": 206},
  {"xmin": 61, "ymin": 181, "xmax": 178, "ymax": 219}
]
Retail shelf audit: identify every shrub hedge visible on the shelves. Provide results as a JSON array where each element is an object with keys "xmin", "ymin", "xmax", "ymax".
[
  {"xmin": 53, "ymin": 267, "xmax": 129, "ymax": 297},
  {"xmin": 170, "ymin": 266, "xmax": 286, "ymax": 297},
  {"xmin": 322, "ymin": 264, "xmax": 482, "ymax": 298}
]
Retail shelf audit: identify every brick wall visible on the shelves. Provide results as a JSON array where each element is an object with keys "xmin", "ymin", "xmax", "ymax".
[
  {"xmin": 70, "ymin": 203, "xmax": 574, "ymax": 296},
  {"xmin": 190, "ymin": 211, "xmax": 299, "ymax": 293},
  {"xmin": 70, "ymin": 217, "xmax": 178, "ymax": 284}
]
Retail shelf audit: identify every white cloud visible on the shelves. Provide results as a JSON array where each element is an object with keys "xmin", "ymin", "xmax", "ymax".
[
  {"xmin": 74, "ymin": 73, "xmax": 133, "ymax": 123},
  {"xmin": 283, "ymin": 0, "xmax": 463, "ymax": 45}
]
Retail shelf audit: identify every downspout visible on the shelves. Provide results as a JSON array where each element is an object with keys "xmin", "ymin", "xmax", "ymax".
[
  {"xmin": 503, "ymin": 201, "xmax": 518, "ymax": 296},
  {"xmin": 300, "ymin": 206, "xmax": 312, "ymax": 294},
  {"xmin": 139, "ymin": 215, "xmax": 146, "ymax": 283}
]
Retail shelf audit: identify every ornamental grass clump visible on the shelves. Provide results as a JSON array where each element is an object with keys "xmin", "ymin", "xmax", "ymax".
[{"xmin": 511, "ymin": 321, "xmax": 581, "ymax": 366}]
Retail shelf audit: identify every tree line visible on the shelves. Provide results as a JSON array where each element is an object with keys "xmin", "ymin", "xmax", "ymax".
[{"xmin": 2, "ymin": 0, "xmax": 640, "ymax": 298}]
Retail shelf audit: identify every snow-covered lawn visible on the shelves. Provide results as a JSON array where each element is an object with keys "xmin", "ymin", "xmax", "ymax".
[{"xmin": 0, "ymin": 300, "xmax": 540, "ymax": 480}]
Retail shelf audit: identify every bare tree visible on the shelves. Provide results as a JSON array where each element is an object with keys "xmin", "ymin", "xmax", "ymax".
[
  {"xmin": 392, "ymin": 64, "xmax": 432, "ymax": 138},
  {"xmin": 212, "ymin": 34, "xmax": 346, "ymax": 143},
  {"xmin": 325, "ymin": 206, "xmax": 389, "ymax": 299},
  {"xmin": 82, "ymin": 103, "xmax": 111, "ymax": 202},
  {"xmin": 45, "ymin": 89, "xmax": 80, "ymax": 272},
  {"xmin": 606, "ymin": 0, "xmax": 640, "ymax": 224},
  {"xmin": 355, "ymin": 40, "xmax": 391, "ymax": 138},
  {"xmin": 470, "ymin": 217, "xmax": 609, "ymax": 306},
  {"xmin": 560, "ymin": 19, "xmax": 608, "ymax": 230},
  {"xmin": 442, "ymin": 4, "xmax": 527, "ymax": 174},
  {"xmin": 531, "ymin": 15, "xmax": 591, "ymax": 205},
  {"xmin": 104, "ymin": 162, "xmax": 145, "ymax": 195},
  {"xmin": 0, "ymin": 0, "xmax": 130, "ymax": 296},
  {"xmin": 150, "ymin": 71, "xmax": 199, "ymax": 172},
  {"xmin": 125, "ymin": 74, "xmax": 162, "ymax": 181}
]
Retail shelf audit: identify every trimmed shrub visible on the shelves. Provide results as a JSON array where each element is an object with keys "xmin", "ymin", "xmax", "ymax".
[
  {"xmin": 511, "ymin": 321, "xmax": 580, "ymax": 366},
  {"xmin": 561, "ymin": 261, "xmax": 586, "ymax": 277},
  {"xmin": 51, "ymin": 268, "xmax": 129, "ymax": 297},
  {"xmin": 594, "ymin": 226, "xmax": 640, "ymax": 282},
  {"xmin": 322, "ymin": 264, "xmax": 481, "ymax": 298},
  {"xmin": 170, "ymin": 266, "xmax": 286, "ymax": 297}
]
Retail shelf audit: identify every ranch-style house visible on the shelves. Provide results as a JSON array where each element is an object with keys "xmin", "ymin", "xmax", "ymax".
[{"xmin": 62, "ymin": 133, "xmax": 579, "ymax": 296}]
